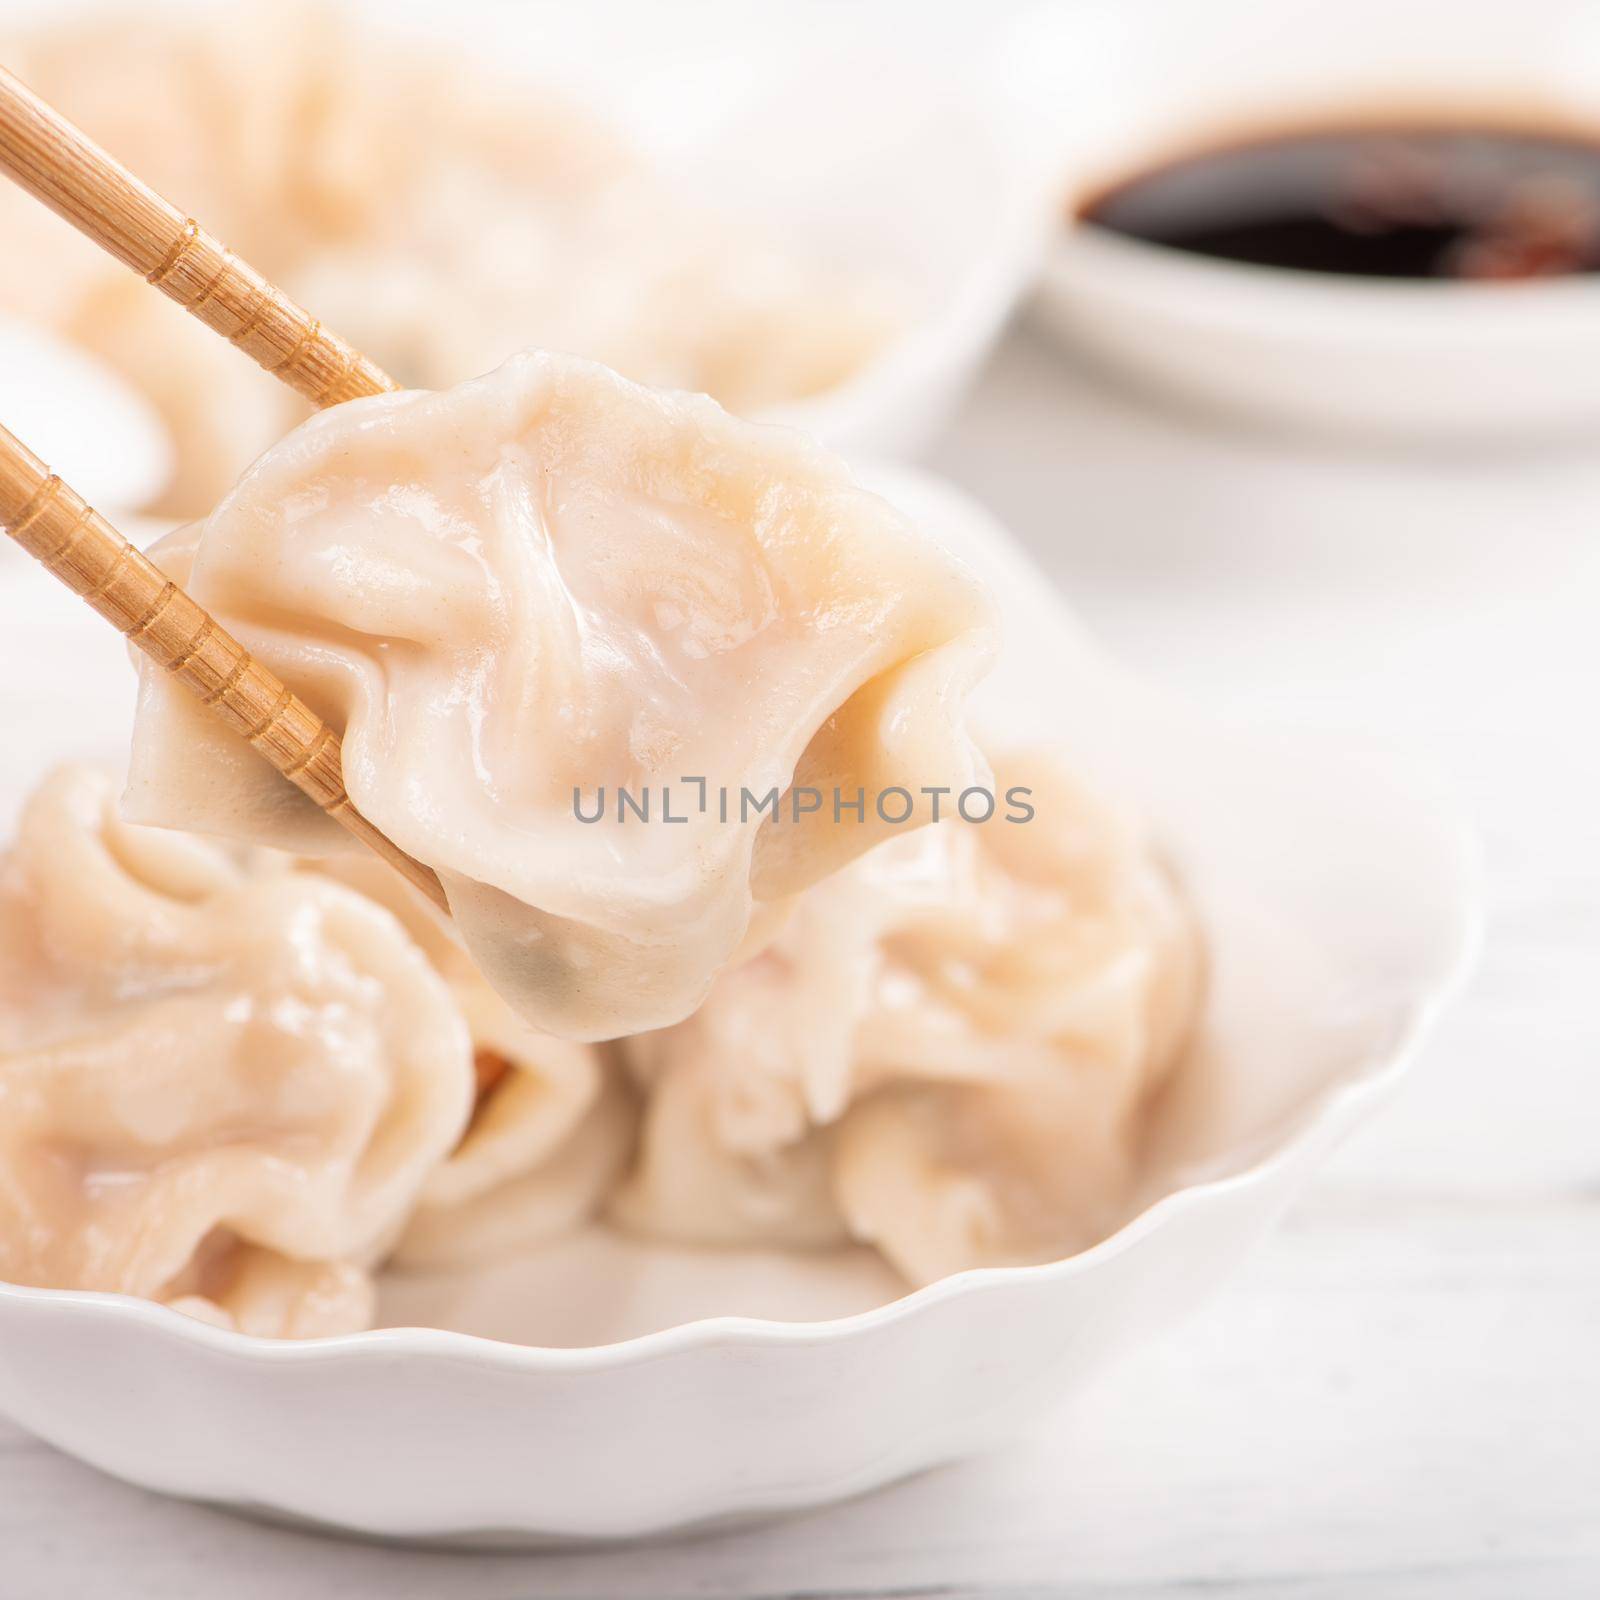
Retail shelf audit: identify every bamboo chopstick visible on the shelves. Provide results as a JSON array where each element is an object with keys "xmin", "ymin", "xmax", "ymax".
[
  {"xmin": 0, "ymin": 424, "xmax": 449, "ymax": 913},
  {"xmin": 0, "ymin": 63, "xmax": 397, "ymax": 407},
  {"xmin": 0, "ymin": 67, "xmax": 447, "ymax": 909}
]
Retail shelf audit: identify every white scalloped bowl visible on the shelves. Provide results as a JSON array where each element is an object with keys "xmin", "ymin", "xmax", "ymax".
[{"xmin": 0, "ymin": 466, "xmax": 1478, "ymax": 1544}]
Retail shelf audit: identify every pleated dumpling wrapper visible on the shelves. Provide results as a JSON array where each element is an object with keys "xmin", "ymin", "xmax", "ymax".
[
  {"xmin": 125, "ymin": 352, "xmax": 998, "ymax": 1039},
  {"xmin": 610, "ymin": 747, "xmax": 1201, "ymax": 1285},
  {"xmin": 0, "ymin": 766, "xmax": 474, "ymax": 1337},
  {"xmin": 308, "ymin": 856, "xmax": 637, "ymax": 1269}
]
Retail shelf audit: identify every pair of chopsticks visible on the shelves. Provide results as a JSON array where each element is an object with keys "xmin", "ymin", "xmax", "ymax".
[{"xmin": 0, "ymin": 66, "xmax": 448, "ymax": 911}]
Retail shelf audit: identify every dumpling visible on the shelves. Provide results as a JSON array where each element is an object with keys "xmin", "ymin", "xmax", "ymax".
[
  {"xmin": 1, "ymin": 5, "xmax": 902, "ymax": 515},
  {"xmin": 124, "ymin": 351, "xmax": 997, "ymax": 1040},
  {"xmin": 834, "ymin": 754, "xmax": 1200, "ymax": 1282},
  {"xmin": 307, "ymin": 857, "xmax": 637, "ymax": 1269},
  {"xmin": 606, "ymin": 826, "xmax": 954, "ymax": 1248},
  {"xmin": 0, "ymin": 4, "xmax": 338, "ymax": 513},
  {"xmin": 58, "ymin": 276, "xmax": 305, "ymax": 522},
  {"xmin": 0, "ymin": 766, "xmax": 473, "ymax": 1336},
  {"xmin": 0, "ymin": 3, "xmax": 629, "ymax": 514},
  {"xmin": 160, "ymin": 1246, "xmax": 375, "ymax": 1342},
  {"xmin": 290, "ymin": 165, "xmax": 902, "ymax": 416},
  {"xmin": 395, "ymin": 1065, "xmax": 636, "ymax": 1268},
  {"xmin": 610, "ymin": 748, "xmax": 1201, "ymax": 1285},
  {"xmin": 606, "ymin": 1035, "xmax": 848, "ymax": 1250},
  {"xmin": 869, "ymin": 753, "xmax": 1195, "ymax": 1290}
]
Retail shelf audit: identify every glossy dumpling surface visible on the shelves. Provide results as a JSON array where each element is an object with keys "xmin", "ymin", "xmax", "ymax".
[
  {"xmin": 125, "ymin": 352, "xmax": 996, "ymax": 1039},
  {"xmin": 611, "ymin": 748, "xmax": 1201, "ymax": 1284},
  {"xmin": 0, "ymin": 766, "xmax": 473, "ymax": 1336},
  {"xmin": 307, "ymin": 857, "xmax": 637, "ymax": 1269}
]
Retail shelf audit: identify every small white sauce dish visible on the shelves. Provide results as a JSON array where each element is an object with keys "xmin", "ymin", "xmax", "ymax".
[
  {"xmin": 998, "ymin": 0, "xmax": 1600, "ymax": 440},
  {"xmin": 0, "ymin": 465, "xmax": 1478, "ymax": 1544}
]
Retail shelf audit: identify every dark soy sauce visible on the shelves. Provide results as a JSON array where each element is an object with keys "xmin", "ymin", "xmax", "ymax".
[{"xmin": 1080, "ymin": 126, "xmax": 1600, "ymax": 280}]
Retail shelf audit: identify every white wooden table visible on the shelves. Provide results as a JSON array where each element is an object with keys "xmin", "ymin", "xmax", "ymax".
[{"xmin": 1, "ymin": 328, "xmax": 1596, "ymax": 1597}]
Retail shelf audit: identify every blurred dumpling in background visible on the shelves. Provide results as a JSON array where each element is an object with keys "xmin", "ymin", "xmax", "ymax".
[
  {"xmin": 0, "ymin": 3, "xmax": 903, "ymax": 517},
  {"xmin": 122, "ymin": 352, "xmax": 997, "ymax": 1040},
  {"xmin": 56, "ymin": 278, "xmax": 303, "ymax": 523},
  {"xmin": 0, "ymin": 3, "xmax": 340, "ymax": 514},
  {"xmin": 611, "ymin": 748, "xmax": 1201, "ymax": 1285},
  {"xmin": 290, "ymin": 163, "xmax": 902, "ymax": 425},
  {"xmin": 0, "ymin": 766, "xmax": 474, "ymax": 1337}
]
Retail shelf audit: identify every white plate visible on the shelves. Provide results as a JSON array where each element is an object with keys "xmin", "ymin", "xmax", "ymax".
[{"xmin": 0, "ymin": 465, "xmax": 1479, "ymax": 1543}]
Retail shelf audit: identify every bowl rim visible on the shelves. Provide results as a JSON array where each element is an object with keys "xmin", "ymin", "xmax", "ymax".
[
  {"xmin": 1047, "ymin": 223, "xmax": 1600, "ymax": 339},
  {"xmin": 0, "ymin": 726, "xmax": 1483, "ymax": 1373},
  {"xmin": 759, "ymin": 71, "xmax": 1055, "ymax": 447}
]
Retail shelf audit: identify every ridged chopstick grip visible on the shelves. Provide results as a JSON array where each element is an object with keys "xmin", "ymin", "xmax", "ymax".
[{"xmin": 0, "ymin": 64, "xmax": 398, "ymax": 407}]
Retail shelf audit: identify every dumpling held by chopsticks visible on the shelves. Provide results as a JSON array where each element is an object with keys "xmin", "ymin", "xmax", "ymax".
[{"xmin": 125, "ymin": 352, "xmax": 997, "ymax": 1039}]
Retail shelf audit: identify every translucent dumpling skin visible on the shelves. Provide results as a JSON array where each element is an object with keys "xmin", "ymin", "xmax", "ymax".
[
  {"xmin": 0, "ymin": 767, "xmax": 474, "ymax": 1337},
  {"xmin": 126, "ymin": 352, "xmax": 997, "ymax": 1040},
  {"xmin": 306, "ymin": 856, "xmax": 637, "ymax": 1269},
  {"xmin": 610, "ymin": 748, "xmax": 1202, "ymax": 1285}
]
